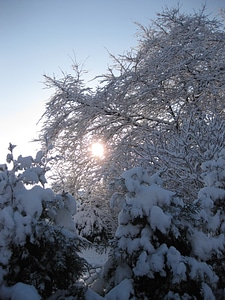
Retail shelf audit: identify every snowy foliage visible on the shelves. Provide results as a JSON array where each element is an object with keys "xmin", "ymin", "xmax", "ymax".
[
  {"xmin": 40, "ymin": 6, "xmax": 225, "ymax": 204},
  {"xmin": 3, "ymin": 5, "xmax": 225, "ymax": 299},
  {"xmin": 1, "ymin": 148, "xmax": 224, "ymax": 299},
  {"xmin": 93, "ymin": 166, "xmax": 223, "ymax": 299},
  {"xmin": 148, "ymin": 116, "xmax": 225, "ymax": 201},
  {"xmin": 193, "ymin": 150, "xmax": 225, "ymax": 295},
  {"xmin": 0, "ymin": 282, "xmax": 41, "ymax": 300},
  {"xmin": 74, "ymin": 203, "xmax": 113, "ymax": 245},
  {"xmin": 0, "ymin": 145, "xmax": 88, "ymax": 299}
]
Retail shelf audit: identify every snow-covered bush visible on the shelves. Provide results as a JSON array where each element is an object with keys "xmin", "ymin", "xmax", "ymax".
[
  {"xmin": 192, "ymin": 149, "xmax": 225, "ymax": 298},
  {"xmin": 93, "ymin": 167, "xmax": 219, "ymax": 299},
  {"xmin": 0, "ymin": 145, "xmax": 88, "ymax": 299},
  {"xmin": 74, "ymin": 203, "xmax": 113, "ymax": 246}
]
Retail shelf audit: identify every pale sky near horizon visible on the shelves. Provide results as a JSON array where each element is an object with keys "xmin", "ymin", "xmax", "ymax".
[{"xmin": 0, "ymin": 0, "xmax": 224, "ymax": 163}]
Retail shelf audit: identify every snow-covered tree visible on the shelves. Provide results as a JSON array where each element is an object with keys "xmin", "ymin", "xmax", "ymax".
[
  {"xmin": 0, "ymin": 145, "xmax": 88, "ymax": 299},
  {"xmin": 40, "ymin": 66, "xmax": 102, "ymax": 196},
  {"xmin": 64, "ymin": 170, "xmax": 117, "ymax": 245},
  {"xmin": 192, "ymin": 149, "xmax": 225, "ymax": 298},
  {"xmin": 93, "ymin": 167, "xmax": 220, "ymax": 299},
  {"xmin": 148, "ymin": 115, "xmax": 225, "ymax": 201},
  {"xmin": 40, "ymin": 6, "xmax": 225, "ymax": 203},
  {"xmin": 74, "ymin": 202, "xmax": 115, "ymax": 246}
]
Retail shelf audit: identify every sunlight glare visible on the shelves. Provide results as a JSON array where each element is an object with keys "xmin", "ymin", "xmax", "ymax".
[{"xmin": 91, "ymin": 142, "xmax": 104, "ymax": 158}]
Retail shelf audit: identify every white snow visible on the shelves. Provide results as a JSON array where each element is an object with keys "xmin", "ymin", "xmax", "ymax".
[
  {"xmin": 105, "ymin": 279, "xmax": 134, "ymax": 300},
  {"xmin": 115, "ymin": 223, "xmax": 140, "ymax": 238},
  {"xmin": 140, "ymin": 226, "xmax": 155, "ymax": 253},
  {"xmin": 79, "ymin": 247, "xmax": 109, "ymax": 267},
  {"xmin": 85, "ymin": 288, "xmax": 104, "ymax": 300},
  {"xmin": 122, "ymin": 167, "xmax": 164, "ymax": 192},
  {"xmin": 0, "ymin": 207, "xmax": 14, "ymax": 247},
  {"xmin": 164, "ymin": 291, "xmax": 192, "ymax": 299},
  {"xmin": 55, "ymin": 207, "xmax": 76, "ymax": 231},
  {"xmin": 133, "ymin": 251, "xmax": 150, "ymax": 276},
  {"xmin": 198, "ymin": 187, "xmax": 225, "ymax": 208},
  {"xmin": 166, "ymin": 246, "xmax": 187, "ymax": 283},
  {"xmin": 0, "ymin": 151, "xmax": 81, "ymax": 299},
  {"xmin": 191, "ymin": 230, "xmax": 224, "ymax": 260},
  {"xmin": 119, "ymin": 237, "xmax": 141, "ymax": 254},
  {"xmin": 149, "ymin": 205, "xmax": 171, "ymax": 234},
  {"xmin": 114, "ymin": 264, "xmax": 133, "ymax": 285},
  {"xmin": 187, "ymin": 257, "xmax": 218, "ymax": 284},
  {"xmin": 14, "ymin": 211, "xmax": 32, "ymax": 245},
  {"xmin": 0, "ymin": 282, "xmax": 41, "ymax": 300},
  {"xmin": 149, "ymin": 244, "xmax": 167, "ymax": 277},
  {"xmin": 0, "ymin": 149, "xmax": 224, "ymax": 298},
  {"xmin": 101, "ymin": 164, "xmax": 222, "ymax": 298},
  {"xmin": 0, "ymin": 248, "xmax": 12, "ymax": 266},
  {"xmin": 125, "ymin": 183, "xmax": 174, "ymax": 219},
  {"xmin": 201, "ymin": 282, "xmax": 215, "ymax": 300},
  {"xmin": 122, "ymin": 166, "xmax": 143, "ymax": 192}
]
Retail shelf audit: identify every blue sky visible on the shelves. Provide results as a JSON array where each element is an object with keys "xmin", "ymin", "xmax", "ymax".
[{"xmin": 0, "ymin": 0, "xmax": 224, "ymax": 162}]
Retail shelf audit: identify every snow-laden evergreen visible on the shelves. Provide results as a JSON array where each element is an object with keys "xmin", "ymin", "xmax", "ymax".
[
  {"xmin": 0, "ymin": 145, "xmax": 88, "ymax": 299},
  {"xmin": 1, "ymin": 146, "xmax": 225, "ymax": 299},
  {"xmin": 193, "ymin": 149, "xmax": 225, "ymax": 297},
  {"xmin": 74, "ymin": 204, "xmax": 112, "ymax": 245},
  {"xmin": 93, "ymin": 166, "xmax": 222, "ymax": 299},
  {"xmin": 74, "ymin": 188, "xmax": 117, "ymax": 246}
]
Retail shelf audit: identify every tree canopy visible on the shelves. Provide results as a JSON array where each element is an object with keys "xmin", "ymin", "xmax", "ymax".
[
  {"xmin": 40, "ymin": 6, "xmax": 225, "ymax": 202},
  {"xmin": 1, "ymin": 5, "xmax": 225, "ymax": 299}
]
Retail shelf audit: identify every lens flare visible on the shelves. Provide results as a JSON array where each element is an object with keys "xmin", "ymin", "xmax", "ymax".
[{"xmin": 91, "ymin": 142, "xmax": 104, "ymax": 158}]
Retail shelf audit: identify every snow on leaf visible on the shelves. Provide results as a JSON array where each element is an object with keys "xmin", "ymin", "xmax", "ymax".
[
  {"xmin": 55, "ymin": 208, "xmax": 76, "ymax": 232},
  {"xmin": 201, "ymin": 283, "xmax": 215, "ymax": 300},
  {"xmin": 85, "ymin": 288, "xmax": 104, "ymax": 300},
  {"xmin": 63, "ymin": 193, "xmax": 76, "ymax": 215},
  {"xmin": 15, "ymin": 186, "xmax": 43, "ymax": 218},
  {"xmin": 117, "ymin": 209, "xmax": 132, "ymax": 225},
  {"xmin": 164, "ymin": 291, "xmax": 192, "ymax": 299},
  {"xmin": 148, "ymin": 244, "xmax": 167, "ymax": 277},
  {"xmin": 187, "ymin": 257, "xmax": 218, "ymax": 284},
  {"xmin": 105, "ymin": 278, "xmax": 134, "ymax": 300},
  {"xmin": 122, "ymin": 166, "xmax": 143, "ymax": 192},
  {"xmin": 191, "ymin": 230, "xmax": 224, "ymax": 260},
  {"xmin": 0, "ymin": 207, "xmax": 15, "ymax": 247},
  {"xmin": 198, "ymin": 187, "xmax": 225, "ymax": 207},
  {"xmin": 149, "ymin": 205, "xmax": 171, "ymax": 234},
  {"xmin": 122, "ymin": 167, "xmax": 166, "ymax": 194},
  {"xmin": 126, "ymin": 184, "xmax": 174, "ymax": 220},
  {"xmin": 0, "ymin": 282, "xmax": 41, "ymax": 300},
  {"xmin": 166, "ymin": 246, "xmax": 187, "ymax": 283},
  {"xmin": 133, "ymin": 251, "xmax": 149, "ymax": 276},
  {"xmin": 114, "ymin": 264, "xmax": 133, "ymax": 285},
  {"xmin": 14, "ymin": 211, "xmax": 28, "ymax": 245},
  {"xmin": 0, "ymin": 248, "xmax": 12, "ymax": 266},
  {"xmin": 115, "ymin": 223, "xmax": 141, "ymax": 239},
  {"xmin": 140, "ymin": 226, "xmax": 155, "ymax": 253}
]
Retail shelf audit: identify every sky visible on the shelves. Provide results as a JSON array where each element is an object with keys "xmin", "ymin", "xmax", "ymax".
[{"xmin": 0, "ymin": 0, "xmax": 224, "ymax": 163}]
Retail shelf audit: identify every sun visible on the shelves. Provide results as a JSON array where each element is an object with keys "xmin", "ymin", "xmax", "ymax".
[{"xmin": 91, "ymin": 142, "xmax": 104, "ymax": 158}]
